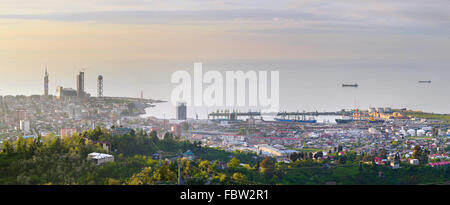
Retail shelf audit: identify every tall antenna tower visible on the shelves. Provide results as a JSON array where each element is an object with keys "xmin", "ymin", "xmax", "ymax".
[{"xmin": 97, "ymin": 75, "xmax": 103, "ymax": 98}]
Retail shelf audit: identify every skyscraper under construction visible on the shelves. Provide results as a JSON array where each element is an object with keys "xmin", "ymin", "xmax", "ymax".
[{"xmin": 44, "ymin": 66, "xmax": 49, "ymax": 96}]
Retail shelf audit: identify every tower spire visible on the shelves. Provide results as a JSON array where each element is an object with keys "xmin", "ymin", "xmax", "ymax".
[{"xmin": 44, "ymin": 65, "xmax": 49, "ymax": 96}]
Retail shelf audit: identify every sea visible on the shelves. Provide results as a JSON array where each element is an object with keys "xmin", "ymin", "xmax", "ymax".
[{"xmin": 1, "ymin": 60, "xmax": 449, "ymax": 120}]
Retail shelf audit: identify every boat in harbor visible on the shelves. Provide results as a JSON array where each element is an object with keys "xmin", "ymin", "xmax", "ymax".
[
  {"xmin": 368, "ymin": 116, "xmax": 385, "ymax": 123},
  {"xmin": 335, "ymin": 109, "xmax": 365, "ymax": 124},
  {"xmin": 336, "ymin": 118, "xmax": 384, "ymax": 124},
  {"xmin": 275, "ymin": 118, "xmax": 317, "ymax": 123},
  {"xmin": 336, "ymin": 111, "xmax": 385, "ymax": 124},
  {"xmin": 275, "ymin": 111, "xmax": 317, "ymax": 123},
  {"xmin": 335, "ymin": 118, "xmax": 354, "ymax": 123}
]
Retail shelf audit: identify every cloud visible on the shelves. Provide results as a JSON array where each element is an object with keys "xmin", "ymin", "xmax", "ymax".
[
  {"xmin": 0, "ymin": 9, "xmax": 316, "ymax": 23},
  {"xmin": 0, "ymin": 6, "xmax": 448, "ymax": 35},
  {"xmin": 1, "ymin": 0, "xmax": 449, "ymax": 35}
]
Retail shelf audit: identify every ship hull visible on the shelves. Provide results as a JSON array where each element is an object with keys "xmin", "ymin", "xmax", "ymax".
[
  {"xmin": 335, "ymin": 119, "xmax": 354, "ymax": 124},
  {"xmin": 368, "ymin": 120, "xmax": 385, "ymax": 123},
  {"xmin": 275, "ymin": 118, "xmax": 317, "ymax": 123},
  {"xmin": 335, "ymin": 119, "xmax": 385, "ymax": 124}
]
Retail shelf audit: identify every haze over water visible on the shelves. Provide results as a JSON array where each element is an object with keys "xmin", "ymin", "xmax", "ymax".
[
  {"xmin": 1, "ymin": 1, "xmax": 449, "ymax": 119},
  {"xmin": 1, "ymin": 59, "xmax": 448, "ymax": 120},
  {"xmin": 134, "ymin": 60, "xmax": 449, "ymax": 119}
]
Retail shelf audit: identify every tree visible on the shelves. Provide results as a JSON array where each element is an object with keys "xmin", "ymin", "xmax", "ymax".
[
  {"xmin": 412, "ymin": 145, "xmax": 422, "ymax": 159},
  {"xmin": 182, "ymin": 123, "xmax": 189, "ymax": 131},
  {"xmin": 152, "ymin": 166, "xmax": 177, "ymax": 183},
  {"xmin": 198, "ymin": 160, "xmax": 210, "ymax": 172},
  {"xmin": 231, "ymin": 172, "xmax": 247, "ymax": 185},
  {"xmin": 1, "ymin": 140, "xmax": 14, "ymax": 154},
  {"xmin": 394, "ymin": 153, "xmax": 400, "ymax": 161},
  {"xmin": 15, "ymin": 136, "xmax": 27, "ymax": 154},
  {"xmin": 431, "ymin": 127, "xmax": 439, "ymax": 137},
  {"xmin": 106, "ymin": 178, "xmax": 121, "ymax": 185},
  {"xmin": 317, "ymin": 151, "xmax": 323, "ymax": 158},
  {"xmin": 412, "ymin": 145, "xmax": 429, "ymax": 165},
  {"xmin": 128, "ymin": 167, "xmax": 154, "ymax": 185},
  {"xmin": 150, "ymin": 130, "xmax": 158, "ymax": 143},
  {"xmin": 260, "ymin": 157, "xmax": 275, "ymax": 177},
  {"xmin": 228, "ymin": 157, "xmax": 240, "ymax": 170},
  {"xmin": 289, "ymin": 153, "xmax": 298, "ymax": 162},
  {"xmin": 163, "ymin": 132, "xmax": 173, "ymax": 140},
  {"xmin": 337, "ymin": 145, "xmax": 343, "ymax": 152}
]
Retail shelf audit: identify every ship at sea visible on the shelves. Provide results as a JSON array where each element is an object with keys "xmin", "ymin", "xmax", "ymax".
[
  {"xmin": 418, "ymin": 80, "xmax": 432, "ymax": 83},
  {"xmin": 342, "ymin": 83, "xmax": 358, "ymax": 87},
  {"xmin": 275, "ymin": 111, "xmax": 317, "ymax": 123}
]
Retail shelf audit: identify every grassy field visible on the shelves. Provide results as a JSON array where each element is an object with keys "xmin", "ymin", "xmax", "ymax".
[{"xmin": 403, "ymin": 111, "xmax": 450, "ymax": 123}]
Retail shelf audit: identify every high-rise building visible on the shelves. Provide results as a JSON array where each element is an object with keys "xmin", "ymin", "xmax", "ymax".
[
  {"xmin": 44, "ymin": 66, "xmax": 49, "ymax": 96},
  {"xmin": 56, "ymin": 86, "xmax": 77, "ymax": 100},
  {"xmin": 19, "ymin": 120, "xmax": 30, "ymax": 132},
  {"xmin": 77, "ymin": 71, "xmax": 85, "ymax": 98},
  {"xmin": 13, "ymin": 109, "xmax": 28, "ymax": 122},
  {"xmin": 176, "ymin": 102, "xmax": 187, "ymax": 120},
  {"xmin": 97, "ymin": 75, "xmax": 103, "ymax": 98}
]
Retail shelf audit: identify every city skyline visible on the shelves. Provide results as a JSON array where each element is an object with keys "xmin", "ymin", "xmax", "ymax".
[
  {"xmin": 5, "ymin": 63, "xmax": 449, "ymax": 117},
  {"xmin": 0, "ymin": 0, "xmax": 449, "ymax": 190}
]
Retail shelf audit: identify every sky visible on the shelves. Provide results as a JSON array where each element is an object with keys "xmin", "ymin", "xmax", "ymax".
[
  {"xmin": 2, "ymin": 0, "xmax": 450, "ymax": 64},
  {"xmin": 0, "ymin": 0, "xmax": 449, "ymax": 113}
]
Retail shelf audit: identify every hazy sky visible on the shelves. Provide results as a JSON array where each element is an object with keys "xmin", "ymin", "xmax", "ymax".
[
  {"xmin": 1, "ymin": 0, "xmax": 449, "ymax": 110},
  {"xmin": 2, "ymin": 0, "xmax": 450, "ymax": 63}
]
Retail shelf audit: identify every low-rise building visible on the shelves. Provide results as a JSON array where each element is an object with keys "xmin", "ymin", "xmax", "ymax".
[
  {"xmin": 409, "ymin": 159, "xmax": 419, "ymax": 165},
  {"xmin": 183, "ymin": 150, "xmax": 195, "ymax": 160},
  {"xmin": 112, "ymin": 127, "xmax": 133, "ymax": 136},
  {"xmin": 61, "ymin": 128, "xmax": 77, "ymax": 138},
  {"xmin": 87, "ymin": 152, "xmax": 114, "ymax": 165}
]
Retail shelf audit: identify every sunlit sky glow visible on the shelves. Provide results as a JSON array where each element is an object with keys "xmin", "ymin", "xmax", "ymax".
[
  {"xmin": 1, "ymin": 1, "xmax": 449, "ymax": 114},
  {"xmin": 2, "ymin": 0, "xmax": 450, "ymax": 64}
]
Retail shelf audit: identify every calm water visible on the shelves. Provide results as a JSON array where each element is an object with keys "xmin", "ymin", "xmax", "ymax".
[
  {"xmin": 139, "ymin": 61, "xmax": 450, "ymax": 119},
  {"xmin": 1, "ymin": 60, "xmax": 449, "ymax": 119}
]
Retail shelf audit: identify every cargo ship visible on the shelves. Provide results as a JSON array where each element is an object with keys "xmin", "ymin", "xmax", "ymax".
[
  {"xmin": 335, "ymin": 114, "xmax": 385, "ymax": 124},
  {"xmin": 342, "ymin": 83, "xmax": 358, "ymax": 87},
  {"xmin": 368, "ymin": 117, "xmax": 385, "ymax": 123},
  {"xmin": 368, "ymin": 119, "xmax": 385, "ymax": 123},
  {"xmin": 418, "ymin": 80, "xmax": 431, "ymax": 83},
  {"xmin": 275, "ymin": 111, "xmax": 317, "ymax": 123},
  {"xmin": 275, "ymin": 118, "xmax": 317, "ymax": 123},
  {"xmin": 335, "ymin": 118, "xmax": 384, "ymax": 124},
  {"xmin": 335, "ymin": 118, "xmax": 354, "ymax": 123},
  {"xmin": 336, "ymin": 109, "xmax": 360, "ymax": 124}
]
